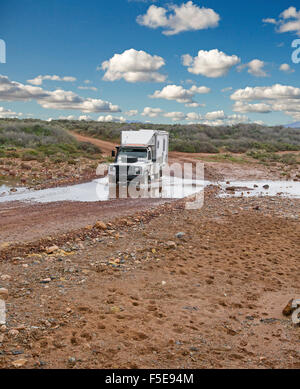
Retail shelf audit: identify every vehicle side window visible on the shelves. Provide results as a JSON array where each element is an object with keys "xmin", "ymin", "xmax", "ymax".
[{"xmin": 163, "ymin": 139, "xmax": 166, "ymax": 151}]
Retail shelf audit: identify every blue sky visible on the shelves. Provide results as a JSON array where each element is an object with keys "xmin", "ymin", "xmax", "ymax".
[{"xmin": 0, "ymin": 0, "xmax": 300, "ymax": 125}]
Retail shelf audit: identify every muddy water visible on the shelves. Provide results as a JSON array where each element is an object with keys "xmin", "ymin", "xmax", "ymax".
[{"xmin": 0, "ymin": 178, "xmax": 299, "ymax": 204}]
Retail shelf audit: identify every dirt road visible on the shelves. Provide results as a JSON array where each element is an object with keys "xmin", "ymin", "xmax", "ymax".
[
  {"xmin": 71, "ymin": 131, "xmax": 286, "ymax": 181},
  {"xmin": 0, "ymin": 194, "xmax": 299, "ymax": 369}
]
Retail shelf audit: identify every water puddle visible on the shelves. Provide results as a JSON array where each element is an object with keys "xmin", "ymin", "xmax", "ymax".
[
  {"xmin": 0, "ymin": 178, "xmax": 299, "ymax": 204},
  {"xmin": 218, "ymin": 180, "xmax": 300, "ymax": 198}
]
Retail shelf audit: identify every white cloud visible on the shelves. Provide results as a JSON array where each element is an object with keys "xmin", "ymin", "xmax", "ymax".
[
  {"xmin": 231, "ymin": 84, "xmax": 300, "ymax": 101},
  {"xmin": 238, "ymin": 59, "xmax": 268, "ymax": 77},
  {"xmin": 279, "ymin": 63, "xmax": 295, "ymax": 73},
  {"xmin": 125, "ymin": 109, "xmax": 138, "ymax": 116},
  {"xmin": 27, "ymin": 75, "xmax": 76, "ymax": 86},
  {"xmin": 185, "ymin": 102, "xmax": 205, "ymax": 108},
  {"xmin": 101, "ymin": 49, "xmax": 166, "ymax": 83},
  {"xmin": 163, "ymin": 111, "xmax": 186, "ymax": 121},
  {"xmin": 221, "ymin": 87, "xmax": 233, "ymax": 92},
  {"xmin": 97, "ymin": 115, "xmax": 126, "ymax": 123},
  {"xmin": 0, "ymin": 106, "xmax": 22, "ymax": 118},
  {"xmin": 205, "ymin": 110, "xmax": 226, "ymax": 120},
  {"xmin": 58, "ymin": 115, "xmax": 77, "ymax": 120},
  {"xmin": 182, "ymin": 49, "xmax": 240, "ymax": 78},
  {"xmin": 233, "ymin": 101, "xmax": 272, "ymax": 113},
  {"xmin": 150, "ymin": 84, "xmax": 210, "ymax": 104},
  {"xmin": 186, "ymin": 112, "xmax": 202, "ymax": 121},
  {"xmin": 231, "ymin": 83, "xmax": 300, "ymax": 120},
  {"xmin": 137, "ymin": 1, "xmax": 220, "ymax": 36},
  {"xmin": 201, "ymin": 113, "xmax": 250, "ymax": 126},
  {"xmin": 79, "ymin": 115, "xmax": 92, "ymax": 121},
  {"xmin": 262, "ymin": 18, "xmax": 277, "ymax": 25},
  {"xmin": 0, "ymin": 75, "xmax": 120, "ymax": 113},
  {"xmin": 263, "ymin": 7, "xmax": 300, "ymax": 36},
  {"xmin": 141, "ymin": 107, "xmax": 164, "ymax": 117},
  {"xmin": 78, "ymin": 86, "xmax": 98, "ymax": 91}
]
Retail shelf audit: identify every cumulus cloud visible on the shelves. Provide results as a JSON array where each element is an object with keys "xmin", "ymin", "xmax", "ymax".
[
  {"xmin": 150, "ymin": 84, "xmax": 210, "ymax": 104},
  {"xmin": 27, "ymin": 75, "xmax": 76, "ymax": 85},
  {"xmin": 230, "ymin": 84, "xmax": 300, "ymax": 101},
  {"xmin": 233, "ymin": 101, "xmax": 272, "ymax": 113},
  {"xmin": 279, "ymin": 63, "xmax": 295, "ymax": 73},
  {"xmin": 185, "ymin": 102, "xmax": 205, "ymax": 108},
  {"xmin": 163, "ymin": 111, "xmax": 186, "ymax": 121},
  {"xmin": 137, "ymin": 1, "xmax": 220, "ymax": 36},
  {"xmin": 262, "ymin": 18, "xmax": 277, "ymax": 25},
  {"xmin": 97, "ymin": 115, "xmax": 126, "ymax": 123},
  {"xmin": 263, "ymin": 6, "xmax": 300, "ymax": 36},
  {"xmin": 0, "ymin": 106, "xmax": 22, "ymax": 118},
  {"xmin": 125, "ymin": 109, "xmax": 138, "ymax": 116},
  {"xmin": 205, "ymin": 110, "xmax": 226, "ymax": 120},
  {"xmin": 0, "ymin": 75, "xmax": 120, "ymax": 113},
  {"xmin": 231, "ymin": 83, "xmax": 300, "ymax": 120},
  {"xmin": 186, "ymin": 112, "xmax": 202, "ymax": 121},
  {"xmin": 141, "ymin": 107, "xmax": 164, "ymax": 117},
  {"xmin": 101, "ymin": 49, "xmax": 166, "ymax": 83},
  {"xmin": 79, "ymin": 115, "xmax": 92, "ymax": 121},
  {"xmin": 238, "ymin": 59, "xmax": 268, "ymax": 77},
  {"xmin": 182, "ymin": 49, "xmax": 240, "ymax": 78},
  {"xmin": 58, "ymin": 115, "xmax": 77, "ymax": 120},
  {"xmin": 78, "ymin": 86, "xmax": 98, "ymax": 91},
  {"xmin": 221, "ymin": 87, "xmax": 233, "ymax": 92}
]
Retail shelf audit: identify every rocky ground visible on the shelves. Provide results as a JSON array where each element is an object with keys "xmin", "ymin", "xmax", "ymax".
[
  {"xmin": 0, "ymin": 189, "xmax": 299, "ymax": 369},
  {"xmin": 0, "ymin": 133, "xmax": 299, "ymax": 369},
  {"xmin": 0, "ymin": 156, "xmax": 102, "ymax": 191}
]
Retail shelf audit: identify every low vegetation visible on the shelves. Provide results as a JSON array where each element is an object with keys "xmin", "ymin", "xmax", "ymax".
[
  {"xmin": 52, "ymin": 119, "xmax": 300, "ymax": 154},
  {"xmin": 0, "ymin": 120, "xmax": 102, "ymax": 162},
  {"xmin": 1, "ymin": 119, "xmax": 300, "ymax": 160}
]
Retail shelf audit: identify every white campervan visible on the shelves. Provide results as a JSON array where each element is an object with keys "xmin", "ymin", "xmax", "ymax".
[{"xmin": 108, "ymin": 129, "xmax": 169, "ymax": 186}]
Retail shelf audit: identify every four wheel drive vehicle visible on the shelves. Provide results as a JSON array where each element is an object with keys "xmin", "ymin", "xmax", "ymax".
[{"xmin": 108, "ymin": 129, "xmax": 169, "ymax": 186}]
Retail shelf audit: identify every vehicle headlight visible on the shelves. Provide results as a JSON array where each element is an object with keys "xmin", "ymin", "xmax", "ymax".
[{"xmin": 134, "ymin": 166, "xmax": 142, "ymax": 175}]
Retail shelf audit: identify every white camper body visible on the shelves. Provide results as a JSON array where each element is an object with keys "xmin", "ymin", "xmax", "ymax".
[{"xmin": 108, "ymin": 129, "xmax": 169, "ymax": 185}]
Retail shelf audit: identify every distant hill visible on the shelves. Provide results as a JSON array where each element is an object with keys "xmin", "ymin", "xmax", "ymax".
[{"xmin": 284, "ymin": 122, "xmax": 300, "ymax": 129}]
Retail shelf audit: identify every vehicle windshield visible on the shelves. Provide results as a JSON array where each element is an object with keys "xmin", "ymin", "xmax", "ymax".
[{"xmin": 117, "ymin": 148, "xmax": 147, "ymax": 162}]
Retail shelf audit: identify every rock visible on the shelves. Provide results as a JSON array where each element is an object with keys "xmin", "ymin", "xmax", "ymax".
[
  {"xmin": 0, "ymin": 274, "xmax": 11, "ymax": 281},
  {"xmin": 12, "ymin": 358, "xmax": 27, "ymax": 368},
  {"xmin": 175, "ymin": 232, "xmax": 185, "ymax": 239},
  {"xmin": 0, "ymin": 334, "xmax": 4, "ymax": 342},
  {"xmin": 226, "ymin": 187, "xmax": 236, "ymax": 192},
  {"xmin": 282, "ymin": 298, "xmax": 295, "ymax": 316},
  {"xmin": 40, "ymin": 278, "xmax": 51, "ymax": 284},
  {"xmin": 8, "ymin": 329, "xmax": 19, "ymax": 338},
  {"xmin": 0, "ymin": 288, "xmax": 8, "ymax": 300},
  {"xmin": 94, "ymin": 221, "xmax": 107, "ymax": 230},
  {"xmin": 68, "ymin": 357, "xmax": 76, "ymax": 365},
  {"xmin": 46, "ymin": 245, "xmax": 59, "ymax": 254},
  {"xmin": 166, "ymin": 241, "xmax": 176, "ymax": 249}
]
